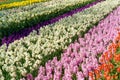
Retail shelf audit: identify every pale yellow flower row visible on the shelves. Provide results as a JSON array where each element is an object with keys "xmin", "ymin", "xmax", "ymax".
[{"xmin": 0, "ymin": 0, "xmax": 47, "ymax": 10}]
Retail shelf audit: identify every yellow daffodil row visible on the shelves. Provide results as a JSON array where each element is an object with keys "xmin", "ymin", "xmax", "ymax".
[{"xmin": 0, "ymin": 0, "xmax": 47, "ymax": 10}]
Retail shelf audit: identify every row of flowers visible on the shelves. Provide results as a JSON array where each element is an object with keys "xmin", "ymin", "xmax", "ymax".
[
  {"xmin": 0, "ymin": 0, "xmax": 120, "ymax": 80},
  {"xmin": 0, "ymin": 0, "xmax": 95, "ymax": 40},
  {"xmin": 21, "ymin": 6, "xmax": 120, "ymax": 80},
  {"xmin": 89, "ymin": 32, "xmax": 120, "ymax": 80},
  {"xmin": 0, "ymin": 0, "xmax": 48, "ymax": 10}
]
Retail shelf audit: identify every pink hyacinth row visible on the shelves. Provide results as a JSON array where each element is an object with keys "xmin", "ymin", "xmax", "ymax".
[{"xmin": 23, "ymin": 6, "xmax": 120, "ymax": 80}]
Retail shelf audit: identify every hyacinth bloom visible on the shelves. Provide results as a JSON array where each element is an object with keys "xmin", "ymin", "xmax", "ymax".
[
  {"xmin": 23, "ymin": 6, "xmax": 120, "ymax": 80},
  {"xmin": 89, "ymin": 33, "xmax": 120, "ymax": 80}
]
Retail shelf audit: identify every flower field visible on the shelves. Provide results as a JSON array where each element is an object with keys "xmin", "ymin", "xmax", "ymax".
[{"xmin": 0, "ymin": 0, "xmax": 120, "ymax": 80}]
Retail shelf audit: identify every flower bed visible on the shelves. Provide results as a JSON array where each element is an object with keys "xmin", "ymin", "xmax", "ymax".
[{"xmin": 0, "ymin": 0, "xmax": 120, "ymax": 79}]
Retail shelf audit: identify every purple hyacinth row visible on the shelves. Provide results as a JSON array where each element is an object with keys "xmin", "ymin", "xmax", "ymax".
[
  {"xmin": 1, "ymin": 0, "xmax": 103, "ymax": 46},
  {"xmin": 22, "ymin": 6, "xmax": 120, "ymax": 80}
]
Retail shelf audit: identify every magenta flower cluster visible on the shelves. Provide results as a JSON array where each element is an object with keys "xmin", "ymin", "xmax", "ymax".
[{"xmin": 24, "ymin": 6, "xmax": 120, "ymax": 80}]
